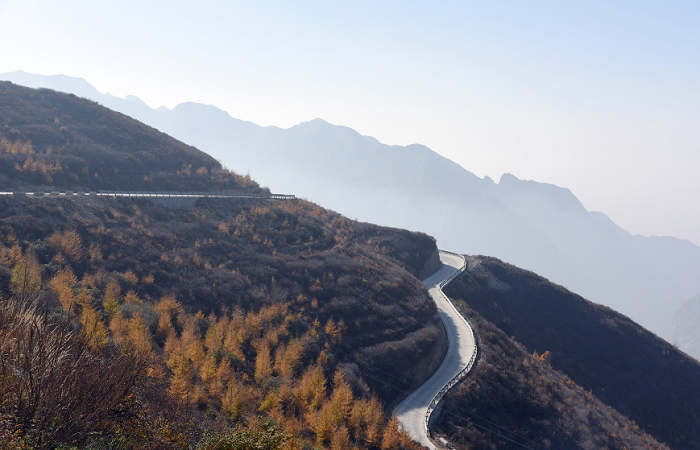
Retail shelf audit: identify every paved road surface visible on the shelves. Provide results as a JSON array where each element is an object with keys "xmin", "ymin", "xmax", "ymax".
[{"xmin": 396, "ymin": 251, "xmax": 476, "ymax": 450}]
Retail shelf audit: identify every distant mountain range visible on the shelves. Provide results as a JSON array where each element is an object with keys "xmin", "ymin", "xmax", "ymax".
[{"xmin": 3, "ymin": 70, "xmax": 699, "ymax": 354}]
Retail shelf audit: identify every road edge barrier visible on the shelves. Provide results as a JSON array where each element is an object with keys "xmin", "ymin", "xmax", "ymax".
[{"xmin": 1, "ymin": 190, "xmax": 296, "ymax": 200}]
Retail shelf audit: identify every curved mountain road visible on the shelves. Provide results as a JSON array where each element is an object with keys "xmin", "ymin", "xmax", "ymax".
[{"xmin": 396, "ymin": 251, "xmax": 476, "ymax": 450}]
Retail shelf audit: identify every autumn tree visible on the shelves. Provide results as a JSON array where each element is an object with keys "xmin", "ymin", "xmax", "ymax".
[
  {"xmin": 49, "ymin": 230, "xmax": 84, "ymax": 263},
  {"xmin": 127, "ymin": 312, "xmax": 153, "ymax": 357},
  {"xmin": 308, "ymin": 402, "xmax": 335, "ymax": 446},
  {"xmin": 223, "ymin": 310, "xmax": 248, "ymax": 362},
  {"xmin": 88, "ymin": 243, "xmax": 103, "ymax": 263},
  {"xmin": 274, "ymin": 339, "xmax": 303, "ymax": 378},
  {"xmin": 109, "ymin": 312, "xmax": 128, "ymax": 345},
  {"xmin": 325, "ymin": 318, "xmax": 343, "ymax": 344},
  {"xmin": 295, "ymin": 365, "xmax": 327, "ymax": 412},
  {"xmin": 51, "ymin": 268, "xmax": 78, "ymax": 311},
  {"xmin": 80, "ymin": 305, "xmax": 109, "ymax": 350},
  {"xmin": 255, "ymin": 342, "xmax": 273, "ymax": 383},
  {"xmin": 222, "ymin": 380, "xmax": 245, "ymax": 420},
  {"xmin": 380, "ymin": 417, "xmax": 402, "ymax": 450},
  {"xmin": 331, "ymin": 425, "xmax": 352, "ymax": 450},
  {"xmin": 330, "ymin": 369, "xmax": 354, "ymax": 426},
  {"xmin": 204, "ymin": 320, "xmax": 222, "ymax": 355},
  {"xmin": 154, "ymin": 295, "xmax": 183, "ymax": 342},
  {"xmin": 181, "ymin": 314, "xmax": 206, "ymax": 370},
  {"xmin": 11, "ymin": 252, "xmax": 41, "ymax": 303},
  {"xmin": 124, "ymin": 290, "xmax": 141, "ymax": 304},
  {"xmin": 350, "ymin": 397, "xmax": 384, "ymax": 448},
  {"xmin": 75, "ymin": 285, "xmax": 94, "ymax": 309},
  {"xmin": 102, "ymin": 278, "xmax": 121, "ymax": 318},
  {"xmin": 8, "ymin": 245, "xmax": 22, "ymax": 266},
  {"xmin": 123, "ymin": 269, "xmax": 139, "ymax": 286},
  {"xmin": 169, "ymin": 353, "xmax": 195, "ymax": 406}
]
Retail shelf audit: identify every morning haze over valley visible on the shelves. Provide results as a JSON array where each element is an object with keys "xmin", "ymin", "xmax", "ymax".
[{"xmin": 0, "ymin": 2, "xmax": 699, "ymax": 450}]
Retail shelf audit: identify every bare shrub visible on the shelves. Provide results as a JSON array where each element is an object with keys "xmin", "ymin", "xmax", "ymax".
[{"xmin": 0, "ymin": 297, "xmax": 142, "ymax": 448}]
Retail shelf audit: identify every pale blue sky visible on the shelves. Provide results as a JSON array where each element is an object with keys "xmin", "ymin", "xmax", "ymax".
[{"xmin": 1, "ymin": 0, "xmax": 699, "ymax": 244}]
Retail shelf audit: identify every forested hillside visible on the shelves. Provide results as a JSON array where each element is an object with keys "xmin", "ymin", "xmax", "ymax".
[
  {"xmin": 443, "ymin": 256, "xmax": 700, "ymax": 449},
  {"xmin": 0, "ymin": 81, "xmax": 257, "ymax": 192},
  {"xmin": 0, "ymin": 83, "xmax": 444, "ymax": 449}
]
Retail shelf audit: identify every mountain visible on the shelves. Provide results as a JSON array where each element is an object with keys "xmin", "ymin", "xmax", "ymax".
[
  {"xmin": 442, "ymin": 256, "xmax": 700, "ymax": 449},
  {"xmin": 0, "ymin": 81, "xmax": 444, "ymax": 449},
  {"xmin": 0, "ymin": 76, "xmax": 684, "ymax": 450},
  {"xmin": 4, "ymin": 71, "xmax": 697, "ymax": 341},
  {"xmin": 0, "ymin": 80, "xmax": 256, "ymax": 192}
]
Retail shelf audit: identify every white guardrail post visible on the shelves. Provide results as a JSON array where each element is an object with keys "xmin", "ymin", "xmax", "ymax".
[{"xmin": 423, "ymin": 252, "xmax": 476, "ymax": 438}]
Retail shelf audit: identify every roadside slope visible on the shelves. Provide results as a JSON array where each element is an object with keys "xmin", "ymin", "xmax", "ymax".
[
  {"xmin": 443, "ymin": 255, "xmax": 700, "ymax": 449},
  {"xmin": 435, "ymin": 300, "xmax": 667, "ymax": 449}
]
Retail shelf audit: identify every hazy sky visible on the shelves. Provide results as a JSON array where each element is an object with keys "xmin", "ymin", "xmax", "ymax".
[{"xmin": 1, "ymin": 0, "xmax": 698, "ymax": 245}]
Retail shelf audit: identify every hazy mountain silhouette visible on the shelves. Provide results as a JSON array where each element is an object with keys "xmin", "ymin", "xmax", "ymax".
[
  {"xmin": 4, "ymin": 71, "xmax": 699, "ymax": 340},
  {"xmin": 671, "ymin": 294, "xmax": 700, "ymax": 361}
]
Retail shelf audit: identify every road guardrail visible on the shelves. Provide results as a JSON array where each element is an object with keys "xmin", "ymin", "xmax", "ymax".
[{"xmin": 0, "ymin": 190, "xmax": 296, "ymax": 200}]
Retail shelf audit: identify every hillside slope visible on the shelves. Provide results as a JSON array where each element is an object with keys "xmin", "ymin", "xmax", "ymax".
[
  {"xmin": 435, "ymin": 302, "xmax": 666, "ymax": 449},
  {"xmin": 443, "ymin": 256, "xmax": 700, "ymax": 449},
  {"xmin": 0, "ymin": 82, "xmax": 444, "ymax": 449},
  {"xmin": 0, "ymin": 81, "xmax": 257, "ymax": 192},
  {"xmin": 4, "ymin": 72, "xmax": 698, "ymax": 340}
]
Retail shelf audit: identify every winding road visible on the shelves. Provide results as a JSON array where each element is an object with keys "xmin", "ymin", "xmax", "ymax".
[{"xmin": 396, "ymin": 251, "xmax": 477, "ymax": 450}]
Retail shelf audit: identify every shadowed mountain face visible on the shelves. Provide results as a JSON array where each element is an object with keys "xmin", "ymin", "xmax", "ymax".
[
  {"xmin": 436, "ymin": 301, "xmax": 668, "ymax": 450},
  {"xmin": 443, "ymin": 256, "xmax": 700, "ymax": 450},
  {"xmin": 4, "ymin": 71, "xmax": 700, "ymax": 340}
]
